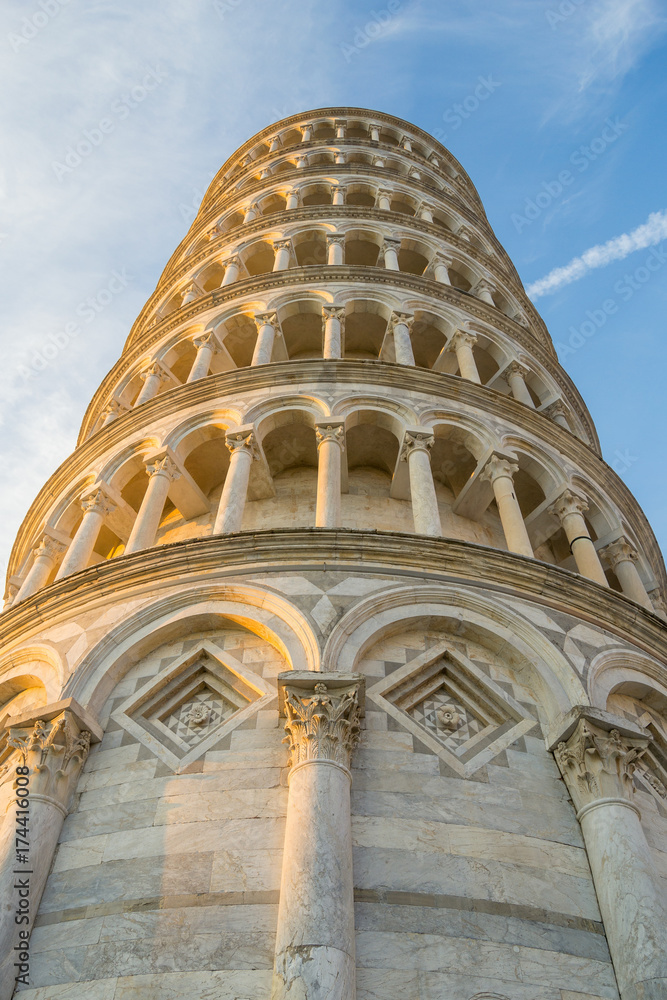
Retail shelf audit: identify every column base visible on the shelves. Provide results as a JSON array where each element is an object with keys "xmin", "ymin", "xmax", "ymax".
[{"xmin": 272, "ymin": 945, "xmax": 355, "ymax": 1000}]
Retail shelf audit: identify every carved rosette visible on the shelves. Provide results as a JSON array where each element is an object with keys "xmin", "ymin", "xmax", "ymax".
[
  {"xmin": 5, "ymin": 711, "xmax": 91, "ymax": 810},
  {"xmin": 554, "ymin": 718, "xmax": 648, "ymax": 814},
  {"xmin": 282, "ymin": 682, "xmax": 361, "ymax": 771}
]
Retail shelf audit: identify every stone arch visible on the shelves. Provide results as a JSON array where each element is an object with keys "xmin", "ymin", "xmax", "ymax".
[
  {"xmin": 588, "ymin": 648, "xmax": 667, "ymax": 715},
  {"xmin": 324, "ymin": 583, "xmax": 585, "ymax": 724},
  {"xmin": 0, "ymin": 644, "xmax": 65, "ymax": 716},
  {"xmin": 64, "ymin": 586, "xmax": 321, "ymax": 717}
]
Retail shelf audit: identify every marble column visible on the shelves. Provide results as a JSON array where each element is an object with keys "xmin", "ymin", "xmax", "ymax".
[
  {"xmin": 446, "ymin": 330, "xmax": 480, "ymax": 383},
  {"xmin": 252, "ymin": 312, "xmax": 278, "ymax": 366},
  {"xmin": 273, "ymin": 240, "xmax": 292, "ymax": 271},
  {"xmin": 296, "ymin": 155, "xmax": 308, "ymax": 170},
  {"xmin": 55, "ymin": 488, "xmax": 116, "ymax": 580},
  {"xmin": 331, "ymin": 185, "xmax": 345, "ymax": 206},
  {"xmin": 325, "ymin": 234, "xmax": 345, "ymax": 266},
  {"xmin": 186, "ymin": 334, "xmax": 217, "ymax": 383},
  {"xmin": 301, "ymin": 124, "xmax": 313, "ymax": 141},
  {"xmin": 213, "ymin": 428, "xmax": 258, "ymax": 534},
  {"xmin": 481, "ymin": 455, "xmax": 533, "ymax": 558},
  {"xmin": 373, "ymin": 155, "xmax": 386, "ymax": 169},
  {"xmin": 548, "ymin": 489, "xmax": 608, "ymax": 586},
  {"xmin": 334, "ymin": 151, "xmax": 346, "ymax": 165},
  {"xmin": 475, "ymin": 279, "xmax": 496, "ymax": 306},
  {"xmin": 419, "ymin": 203, "xmax": 434, "ymax": 222},
  {"xmin": 505, "ymin": 361, "xmax": 535, "ymax": 407},
  {"xmin": 401, "ymin": 430, "xmax": 441, "ymax": 536},
  {"xmin": 543, "ymin": 399, "xmax": 571, "ymax": 430},
  {"xmin": 269, "ymin": 136, "xmax": 281, "ymax": 152},
  {"xmin": 15, "ymin": 537, "xmax": 67, "ymax": 602},
  {"xmin": 600, "ymin": 537, "xmax": 653, "ymax": 611},
  {"xmin": 180, "ymin": 283, "xmax": 199, "ymax": 305},
  {"xmin": 432, "ymin": 255, "xmax": 453, "ymax": 284},
  {"xmin": 400, "ymin": 135, "xmax": 412, "ymax": 151},
  {"xmin": 272, "ymin": 674, "xmax": 363, "ymax": 1000},
  {"xmin": 315, "ymin": 422, "xmax": 345, "ymax": 527},
  {"xmin": 322, "ymin": 306, "xmax": 344, "ymax": 359},
  {"xmin": 382, "ymin": 238, "xmax": 401, "ymax": 270},
  {"xmin": 0, "ymin": 709, "xmax": 94, "ymax": 1000},
  {"xmin": 335, "ymin": 119, "xmax": 346, "ymax": 139},
  {"xmin": 551, "ymin": 711, "xmax": 667, "ymax": 1000},
  {"xmin": 286, "ymin": 188, "xmax": 300, "ymax": 210},
  {"xmin": 370, "ymin": 125, "xmax": 380, "ymax": 141},
  {"xmin": 244, "ymin": 203, "xmax": 259, "ymax": 223},
  {"xmin": 135, "ymin": 363, "xmax": 167, "ymax": 406},
  {"xmin": 124, "ymin": 456, "xmax": 180, "ymax": 554},
  {"xmin": 376, "ymin": 189, "xmax": 392, "ymax": 211},
  {"xmin": 221, "ymin": 255, "xmax": 241, "ymax": 286},
  {"xmin": 390, "ymin": 312, "xmax": 415, "ymax": 366},
  {"xmin": 101, "ymin": 399, "xmax": 129, "ymax": 427}
]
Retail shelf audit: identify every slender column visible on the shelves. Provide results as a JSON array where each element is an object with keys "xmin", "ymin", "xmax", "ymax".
[
  {"xmin": 300, "ymin": 123, "xmax": 313, "ymax": 141},
  {"xmin": 252, "ymin": 312, "xmax": 278, "ymax": 366},
  {"xmin": 409, "ymin": 167, "xmax": 421, "ymax": 181},
  {"xmin": 269, "ymin": 136, "xmax": 281, "ymax": 152},
  {"xmin": 322, "ymin": 306, "xmax": 344, "ymax": 359},
  {"xmin": 244, "ymin": 202, "xmax": 259, "ymax": 223},
  {"xmin": 600, "ymin": 537, "xmax": 653, "ymax": 610},
  {"xmin": 401, "ymin": 135, "xmax": 412, "ymax": 151},
  {"xmin": 124, "ymin": 456, "xmax": 180, "ymax": 555},
  {"xmin": 370, "ymin": 125, "xmax": 380, "ymax": 141},
  {"xmin": 273, "ymin": 239, "xmax": 292, "ymax": 271},
  {"xmin": 334, "ymin": 119, "xmax": 346, "ymax": 139},
  {"xmin": 221, "ymin": 255, "xmax": 241, "ymax": 286},
  {"xmin": 481, "ymin": 456, "xmax": 533, "ymax": 558},
  {"xmin": 551, "ymin": 712, "xmax": 667, "ymax": 1000},
  {"xmin": 457, "ymin": 225, "xmax": 474, "ymax": 243},
  {"xmin": 55, "ymin": 488, "xmax": 116, "ymax": 580},
  {"xmin": 15, "ymin": 537, "xmax": 66, "ymax": 602},
  {"xmin": 649, "ymin": 589, "xmax": 667, "ymax": 621},
  {"xmin": 296, "ymin": 154, "xmax": 308, "ymax": 169},
  {"xmin": 272, "ymin": 675, "xmax": 362, "ymax": 1000},
  {"xmin": 419, "ymin": 203, "xmax": 434, "ymax": 222},
  {"xmin": 331, "ymin": 184, "xmax": 345, "ymax": 206},
  {"xmin": 0, "ymin": 711, "xmax": 93, "ymax": 1000},
  {"xmin": 213, "ymin": 429, "xmax": 258, "ymax": 534},
  {"xmin": 334, "ymin": 151, "xmax": 346, "ymax": 165},
  {"xmin": 376, "ymin": 188, "xmax": 392, "ymax": 210},
  {"xmin": 548, "ymin": 489, "xmax": 608, "ymax": 586},
  {"xmin": 326, "ymin": 234, "xmax": 345, "ymax": 265},
  {"xmin": 505, "ymin": 361, "xmax": 535, "ymax": 407},
  {"xmin": 101, "ymin": 399, "xmax": 129, "ymax": 426},
  {"xmin": 186, "ymin": 334, "xmax": 217, "ymax": 382},
  {"xmin": 401, "ymin": 431, "xmax": 440, "ymax": 536},
  {"xmin": 389, "ymin": 312, "xmax": 415, "ymax": 366},
  {"xmin": 446, "ymin": 330, "xmax": 480, "ymax": 383},
  {"xmin": 543, "ymin": 399, "xmax": 571, "ymax": 430},
  {"xmin": 285, "ymin": 188, "xmax": 299, "ymax": 210},
  {"xmin": 431, "ymin": 254, "xmax": 453, "ymax": 284},
  {"xmin": 260, "ymin": 167, "xmax": 272, "ymax": 180},
  {"xmin": 382, "ymin": 238, "xmax": 401, "ymax": 271},
  {"xmin": 475, "ymin": 279, "xmax": 497, "ymax": 306},
  {"xmin": 135, "ymin": 363, "xmax": 167, "ymax": 405},
  {"xmin": 315, "ymin": 422, "xmax": 345, "ymax": 527},
  {"xmin": 373, "ymin": 155, "xmax": 386, "ymax": 168},
  {"xmin": 180, "ymin": 283, "xmax": 199, "ymax": 305}
]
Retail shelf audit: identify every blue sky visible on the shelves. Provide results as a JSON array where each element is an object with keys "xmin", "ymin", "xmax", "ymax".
[{"xmin": 1, "ymin": 0, "xmax": 666, "ymax": 581}]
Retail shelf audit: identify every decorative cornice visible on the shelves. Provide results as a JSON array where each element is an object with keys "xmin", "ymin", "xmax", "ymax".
[
  {"xmin": 10, "ymin": 362, "xmax": 661, "ymax": 588},
  {"xmin": 2, "ymin": 530, "xmax": 666, "ymax": 668}
]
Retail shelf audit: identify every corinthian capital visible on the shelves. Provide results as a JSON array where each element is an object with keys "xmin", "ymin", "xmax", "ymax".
[
  {"xmin": 315, "ymin": 422, "xmax": 345, "ymax": 451},
  {"xmin": 548, "ymin": 488, "xmax": 588, "ymax": 522},
  {"xmin": 400, "ymin": 429, "xmax": 434, "ymax": 461},
  {"xmin": 80, "ymin": 486, "xmax": 116, "ymax": 518},
  {"xmin": 145, "ymin": 455, "xmax": 181, "ymax": 482},
  {"xmin": 599, "ymin": 536, "xmax": 638, "ymax": 569},
  {"xmin": 225, "ymin": 427, "xmax": 259, "ymax": 459},
  {"xmin": 480, "ymin": 454, "xmax": 518, "ymax": 485},
  {"xmin": 280, "ymin": 675, "xmax": 363, "ymax": 771},
  {"xmin": 553, "ymin": 715, "xmax": 648, "ymax": 815},
  {"xmin": 4, "ymin": 710, "xmax": 93, "ymax": 810}
]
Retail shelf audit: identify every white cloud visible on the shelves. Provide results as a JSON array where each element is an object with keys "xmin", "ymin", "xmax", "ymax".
[{"xmin": 526, "ymin": 209, "xmax": 667, "ymax": 298}]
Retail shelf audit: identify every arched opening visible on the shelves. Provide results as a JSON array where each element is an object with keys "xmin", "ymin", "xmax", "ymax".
[
  {"xmin": 293, "ymin": 229, "xmax": 328, "ymax": 267},
  {"xmin": 242, "ymin": 241, "xmax": 275, "ymax": 276},
  {"xmin": 342, "ymin": 410, "xmax": 409, "ymax": 532}
]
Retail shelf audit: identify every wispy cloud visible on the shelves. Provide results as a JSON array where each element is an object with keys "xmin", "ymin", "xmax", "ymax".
[{"xmin": 526, "ymin": 209, "xmax": 667, "ymax": 298}]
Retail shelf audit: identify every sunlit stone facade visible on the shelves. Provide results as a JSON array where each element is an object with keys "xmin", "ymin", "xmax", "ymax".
[{"xmin": 1, "ymin": 107, "xmax": 667, "ymax": 1000}]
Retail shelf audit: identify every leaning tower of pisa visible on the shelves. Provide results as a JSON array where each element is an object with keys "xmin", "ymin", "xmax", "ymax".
[{"xmin": 1, "ymin": 107, "xmax": 667, "ymax": 1000}]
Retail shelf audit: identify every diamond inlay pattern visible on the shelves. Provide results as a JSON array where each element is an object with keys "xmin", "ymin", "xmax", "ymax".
[
  {"xmin": 163, "ymin": 687, "xmax": 237, "ymax": 747},
  {"xmin": 412, "ymin": 690, "xmax": 484, "ymax": 751}
]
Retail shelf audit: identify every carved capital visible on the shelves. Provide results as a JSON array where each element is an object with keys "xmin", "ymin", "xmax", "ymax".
[
  {"xmin": 254, "ymin": 311, "xmax": 278, "ymax": 331},
  {"xmin": 180, "ymin": 282, "xmax": 200, "ymax": 302},
  {"xmin": 475, "ymin": 278, "xmax": 497, "ymax": 295},
  {"xmin": 224, "ymin": 254, "xmax": 240, "ymax": 269},
  {"xmin": 331, "ymin": 183, "xmax": 345, "ymax": 194},
  {"xmin": 548, "ymin": 488, "xmax": 588, "ymax": 522},
  {"xmin": 400, "ymin": 430, "xmax": 434, "ymax": 461},
  {"xmin": 192, "ymin": 333, "xmax": 217, "ymax": 352},
  {"xmin": 389, "ymin": 311, "xmax": 414, "ymax": 333},
  {"xmin": 102, "ymin": 399, "xmax": 129, "ymax": 420},
  {"xmin": 481, "ymin": 454, "xmax": 518, "ymax": 485},
  {"xmin": 273, "ymin": 238, "xmax": 292, "ymax": 252},
  {"xmin": 447, "ymin": 330, "xmax": 477, "ymax": 353},
  {"xmin": 457, "ymin": 225, "xmax": 475, "ymax": 242},
  {"xmin": 326, "ymin": 233, "xmax": 346, "ymax": 247},
  {"xmin": 139, "ymin": 362, "xmax": 167, "ymax": 383},
  {"xmin": 145, "ymin": 455, "xmax": 181, "ymax": 482},
  {"xmin": 432, "ymin": 253, "xmax": 454, "ymax": 269},
  {"xmin": 504, "ymin": 360, "xmax": 530, "ymax": 381},
  {"xmin": 543, "ymin": 399, "xmax": 567, "ymax": 421},
  {"xmin": 599, "ymin": 536, "xmax": 638, "ymax": 568},
  {"xmin": 322, "ymin": 305, "xmax": 345, "ymax": 325},
  {"xmin": 383, "ymin": 237, "xmax": 401, "ymax": 252},
  {"xmin": 80, "ymin": 486, "xmax": 116, "ymax": 518},
  {"xmin": 553, "ymin": 717, "xmax": 648, "ymax": 814},
  {"xmin": 315, "ymin": 422, "xmax": 345, "ymax": 452},
  {"xmin": 33, "ymin": 536, "xmax": 67, "ymax": 563},
  {"xmin": 282, "ymin": 681, "xmax": 362, "ymax": 771},
  {"xmin": 225, "ymin": 428, "xmax": 259, "ymax": 460},
  {"xmin": 5, "ymin": 711, "xmax": 91, "ymax": 809}
]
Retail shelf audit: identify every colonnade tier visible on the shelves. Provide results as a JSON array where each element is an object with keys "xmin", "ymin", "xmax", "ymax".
[{"xmin": 5, "ymin": 366, "xmax": 665, "ymax": 612}]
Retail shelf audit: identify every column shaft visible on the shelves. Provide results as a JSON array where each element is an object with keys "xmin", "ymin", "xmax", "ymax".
[
  {"xmin": 55, "ymin": 490, "xmax": 115, "ymax": 580},
  {"xmin": 403, "ymin": 434, "xmax": 440, "ymax": 536},
  {"xmin": 315, "ymin": 425, "xmax": 344, "ymax": 527},
  {"xmin": 135, "ymin": 367, "xmax": 163, "ymax": 405},
  {"xmin": 614, "ymin": 558, "xmax": 653, "ymax": 610},
  {"xmin": 392, "ymin": 315, "xmax": 415, "ymax": 366},
  {"xmin": 322, "ymin": 309, "xmax": 343, "ymax": 359},
  {"xmin": 213, "ymin": 432, "xmax": 257, "ymax": 534},
  {"xmin": 506, "ymin": 364, "xmax": 535, "ymax": 407},
  {"xmin": 125, "ymin": 460, "xmax": 178, "ymax": 554},
  {"xmin": 448, "ymin": 331, "xmax": 480, "ymax": 383},
  {"xmin": 16, "ymin": 539, "xmax": 65, "ymax": 601},
  {"xmin": 221, "ymin": 257, "xmax": 240, "ymax": 286},
  {"xmin": 493, "ymin": 475, "xmax": 533, "ymax": 557},
  {"xmin": 186, "ymin": 338, "xmax": 215, "ymax": 382},
  {"xmin": 252, "ymin": 315, "xmax": 277, "ymax": 366}
]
